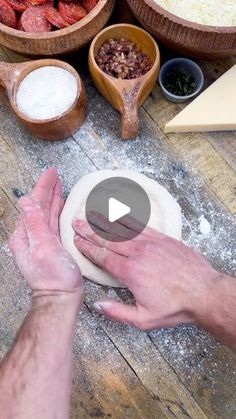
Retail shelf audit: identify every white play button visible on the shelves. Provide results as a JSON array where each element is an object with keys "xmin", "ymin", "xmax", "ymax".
[
  {"xmin": 108, "ymin": 198, "xmax": 131, "ymax": 223},
  {"xmin": 85, "ymin": 176, "xmax": 151, "ymax": 242}
]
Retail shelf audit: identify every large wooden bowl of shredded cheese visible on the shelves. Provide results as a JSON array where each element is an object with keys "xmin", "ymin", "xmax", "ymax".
[
  {"xmin": 126, "ymin": 0, "xmax": 236, "ymax": 58},
  {"xmin": 0, "ymin": 0, "xmax": 115, "ymax": 56}
]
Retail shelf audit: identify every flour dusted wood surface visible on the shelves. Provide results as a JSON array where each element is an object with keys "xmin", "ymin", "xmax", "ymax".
[
  {"xmin": 144, "ymin": 56, "xmax": 236, "ymax": 214},
  {"xmin": 0, "ymin": 43, "xmax": 236, "ymax": 419}
]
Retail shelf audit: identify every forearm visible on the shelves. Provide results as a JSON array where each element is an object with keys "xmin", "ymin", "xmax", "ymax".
[
  {"xmin": 196, "ymin": 273, "xmax": 236, "ymax": 350},
  {"xmin": 0, "ymin": 291, "xmax": 81, "ymax": 419}
]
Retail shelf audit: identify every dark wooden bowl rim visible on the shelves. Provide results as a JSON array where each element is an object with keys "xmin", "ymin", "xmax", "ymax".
[{"xmin": 0, "ymin": 0, "xmax": 108, "ymax": 40}]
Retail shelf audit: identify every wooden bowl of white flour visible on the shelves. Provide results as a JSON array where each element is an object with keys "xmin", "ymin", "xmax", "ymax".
[{"xmin": 0, "ymin": 59, "xmax": 87, "ymax": 140}]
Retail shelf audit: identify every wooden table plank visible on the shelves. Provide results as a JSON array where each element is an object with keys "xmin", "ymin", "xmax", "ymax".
[
  {"xmin": 71, "ymin": 304, "xmax": 169, "ymax": 419},
  {"xmin": 0, "ymin": 132, "xmax": 34, "ymax": 204},
  {"xmin": 208, "ymin": 132, "xmax": 236, "ymax": 173},
  {"xmin": 149, "ymin": 327, "xmax": 236, "ymax": 419},
  {"xmin": 143, "ymin": 58, "xmax": 236, "ymax": 215},
  {"xmin": 84, "ymin": 283, "xmax": 208, "ymax": 419}
]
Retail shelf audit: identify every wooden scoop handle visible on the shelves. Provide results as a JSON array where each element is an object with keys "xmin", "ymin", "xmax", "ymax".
[
  {"xmin": 0, "ymin": 62, "xmax": 17, "ymax": 92},
  {"xmin": 0, "ymin": 61, "xmax": 30, "ymax": 98},
  {"xmin": 120, "ymin": 92, "xmax": 139, "ymax": 140}
]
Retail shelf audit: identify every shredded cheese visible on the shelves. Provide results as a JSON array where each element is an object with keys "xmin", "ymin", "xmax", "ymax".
[{"xmin": 153, "ymin": 0, "xmax": 236, "ymax": 26}]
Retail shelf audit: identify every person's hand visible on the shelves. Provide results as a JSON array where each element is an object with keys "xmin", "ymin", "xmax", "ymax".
[
  {"xmin": 9, "ymin": 168, "xmax": 83, "ymax": 299},
  {"xmin": 73, "ymin": 217, "xmax": 219, "ymax": 330}
]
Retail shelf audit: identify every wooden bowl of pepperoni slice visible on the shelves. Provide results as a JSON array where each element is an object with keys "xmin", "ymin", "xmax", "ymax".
[{"xmin": 0, "ymin": 0, "xmax": 115, "ymax": 56}]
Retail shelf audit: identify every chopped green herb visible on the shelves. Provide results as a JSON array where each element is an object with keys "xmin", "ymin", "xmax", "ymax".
[{"xmin": 163, "ymin": 68, "xmax": 196, "ymax": 96}]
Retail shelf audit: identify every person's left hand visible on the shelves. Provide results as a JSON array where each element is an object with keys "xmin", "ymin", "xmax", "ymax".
[{"xmin": 9, "ymin": 168, "xmax": 83, "ymax": 297}]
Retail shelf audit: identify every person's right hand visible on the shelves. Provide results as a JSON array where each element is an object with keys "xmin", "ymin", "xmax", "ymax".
[{"xmin": 73, "ymin": 217, "xmax": 220, "ymax": 331}]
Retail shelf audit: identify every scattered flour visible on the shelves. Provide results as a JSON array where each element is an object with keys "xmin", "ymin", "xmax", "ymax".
[{"xmin": 199, "ymin": 215, "xmax": 211, "ymax": 236}]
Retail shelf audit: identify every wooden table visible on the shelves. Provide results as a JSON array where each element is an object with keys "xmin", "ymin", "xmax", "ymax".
[{"xmin": 0, "ymin": 41, "xmax": 235, "ymax": 419}]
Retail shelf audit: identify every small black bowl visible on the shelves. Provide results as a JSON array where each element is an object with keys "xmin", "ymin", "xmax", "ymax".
[{"xmin": 159, "ymin": 58, "xmax": 204, "ymax": 102}]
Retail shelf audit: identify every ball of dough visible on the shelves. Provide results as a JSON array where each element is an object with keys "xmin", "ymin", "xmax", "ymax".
[{"xmin": 60, "ymin": 170, "xmax": 182, "ymax": 288}]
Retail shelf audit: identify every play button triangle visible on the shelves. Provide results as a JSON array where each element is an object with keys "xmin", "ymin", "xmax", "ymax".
[{"xmin": 108, "ymin": 198, "xmax": 131, "ymax": 223}]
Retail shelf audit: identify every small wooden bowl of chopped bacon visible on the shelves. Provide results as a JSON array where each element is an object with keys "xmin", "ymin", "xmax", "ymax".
[
  {"xmin": 0, "ymin": 0, "xmax": 115, "ymax": 56},
  {"xmin": 89, "ymin": 23, "xmax": 160, "ymax": 140}
]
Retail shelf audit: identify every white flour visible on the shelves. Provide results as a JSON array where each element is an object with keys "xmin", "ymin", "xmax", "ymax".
[
  {"xmin": 199, "ymin": 215, "xmax": 211, "ymax": 236},
  {"xmin": 16, "ymin": 66, "xmax": 78, "ymax": 121}
]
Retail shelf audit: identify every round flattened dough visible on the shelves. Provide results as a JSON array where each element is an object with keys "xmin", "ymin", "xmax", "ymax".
[{"xmin": 60, "ymin": 170, "xmax": 182, "ymax": 288}]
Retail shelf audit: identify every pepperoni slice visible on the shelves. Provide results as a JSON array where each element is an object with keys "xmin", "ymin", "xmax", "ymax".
[
  {"xmin": 58, "ymin": 1, "xmax": 87, "ymax": 22},
  {"xmin": 59, "ymin": 10, "xmax": 76, "ymax": 24},
  {"xmin": 45, "ymin": 7, "xmax": 69, "ymax": 28},
  {"xmin": 17, "ymin": 17, "xmax": 24, "ymax": 29},
  {"xmin": 27, "ymin": 0, "xmax": 48, "ymax": 6},
  {"xmin": 25, "ymin": 0, "xmax": 53, "ymax": 8},
  {"xmin": 0, "ymin": 0, "xmax": 16, "ymax": 28},
  {"xmin": 40, "ymin": 0, "xmax": 54, "ymax": 8},
  {"xmin": 81, "ymin": 0, "xmax": 98, "ymax": 13},
  {"xmin": 5, "ymin": 0, "xmax": 27, "ymax": 12},
  {"xmin": 21, "ymin": 5, "xmax": 52, "ymax": 32}
]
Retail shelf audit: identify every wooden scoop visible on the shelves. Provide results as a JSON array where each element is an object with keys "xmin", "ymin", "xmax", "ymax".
[
  {"xmin": 89, "ymin": 24, "xmax": 160, "ymax": 140},
  {"xmin": 0, "ymin": 59, "xmax": 87, "ymax": 141}
]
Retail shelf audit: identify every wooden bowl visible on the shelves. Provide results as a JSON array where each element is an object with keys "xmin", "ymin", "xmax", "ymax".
[
  {"xmin": 89, "ymin": 24, "xmax": 160, "ymax": 139},
  {"xmin": 0, "ymin": 59, "xmax": 87, "ymax": 140},
  {"xmin": 0, "ymin": 0, "xmax": 115, "ymax": 57},
  {"xmin": 126, "ymin": 0, "xmax": 236, "ymax": 58}
]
